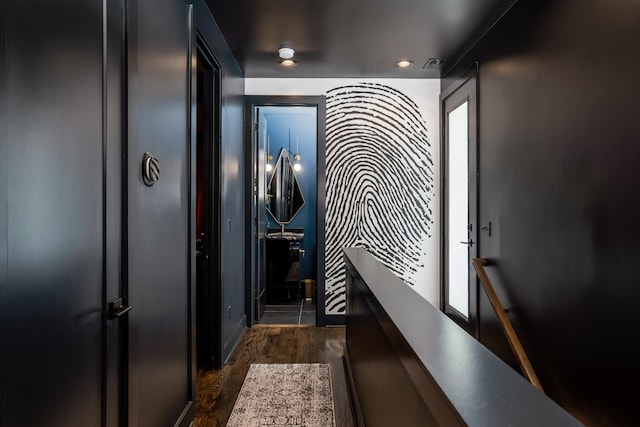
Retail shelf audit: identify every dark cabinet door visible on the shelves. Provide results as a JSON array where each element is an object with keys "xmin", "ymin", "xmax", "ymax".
[
  {"xmin": 1, "ymin": 1, "xmax": 106, "ymax": 426},
  {"xmin": 126, "ymin": 1, "xmax": 194, "ymax": 426}
]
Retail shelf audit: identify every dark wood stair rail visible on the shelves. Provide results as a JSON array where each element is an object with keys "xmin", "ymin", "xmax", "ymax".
[{"xmin": 471, "ymin": 258, "xmax": 545, "ymax": 394}]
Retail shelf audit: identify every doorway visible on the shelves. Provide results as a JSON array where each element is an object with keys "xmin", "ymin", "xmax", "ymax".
[
  {"xmin": 245, "ymin": 96, "xmax": 327, "ymax": 327},
  {"xmin": 194, "ymin": 40, "xmax": 222, "ymax": 370},
  {"xmin": 441, "ymin": 70, "xmax": 479, "ymax": 336}
]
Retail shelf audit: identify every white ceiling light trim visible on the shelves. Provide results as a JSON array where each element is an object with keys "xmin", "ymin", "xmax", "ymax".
[{"xmin": 278, "ymin": 47, "xmax": 295, "ymax": 59}]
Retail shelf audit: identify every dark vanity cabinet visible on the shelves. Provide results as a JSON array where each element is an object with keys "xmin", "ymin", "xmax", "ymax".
[{"xmin": 266, "ymin": 230, "xmax": 304, "ymax": 302}]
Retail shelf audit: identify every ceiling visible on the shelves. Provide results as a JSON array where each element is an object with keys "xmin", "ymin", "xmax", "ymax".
[{"xmin": 204, "ymin": 0, "xmax": 516, "ymax": 78}]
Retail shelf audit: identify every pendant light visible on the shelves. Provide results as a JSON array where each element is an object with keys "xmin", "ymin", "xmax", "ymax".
[
  {"xmin": 265, "ymin": 135, "xmax": 273, "ymax": 172},
  {"xmin": 293, "ymin": 135, "xmax": 302, "ymax": 172}
]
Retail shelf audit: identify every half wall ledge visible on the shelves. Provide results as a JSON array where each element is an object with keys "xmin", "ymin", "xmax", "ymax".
[{"xmin": 343, "ymin": 247, "xmax": 583, "ymax": 427}]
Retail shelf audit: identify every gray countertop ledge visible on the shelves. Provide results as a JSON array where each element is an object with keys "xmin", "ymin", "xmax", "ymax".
[{"xmin": 343, "ymin": 247, "xmax": 583, "ymax": 427}]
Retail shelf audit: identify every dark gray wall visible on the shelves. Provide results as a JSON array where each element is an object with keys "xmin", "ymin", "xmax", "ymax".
[
  {"xmin": 196, "ymin": 1, "xmax": 247, "ymax": 362},
  {"xmin": 0, "ymin": 2, "xmax": 8, "ymax": 420},
  {"xmin": 0, "ymin": 0, "xmax": 246, "ymax": 425},
  {"xmin": 1, "ymin": 1, "xmax": 105, "ymax": 425},
  {"xmin": 443, "ymin": 0, "xmax": 640, "ymax": 424}
]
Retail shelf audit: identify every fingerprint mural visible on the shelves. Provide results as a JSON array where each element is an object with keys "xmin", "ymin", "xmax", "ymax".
[{"xmin": 325, "ymin": 83, "xmax": 435, "ymax": 314}]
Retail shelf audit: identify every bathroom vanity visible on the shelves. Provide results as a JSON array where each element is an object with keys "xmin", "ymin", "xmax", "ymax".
[{"xmin": 265, "ymin": 229, "xmax": 304, "ymax": 302}]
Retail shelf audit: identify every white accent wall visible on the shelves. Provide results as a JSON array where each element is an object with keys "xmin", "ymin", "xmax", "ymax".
[{"xmin": 246, "ymin": 78, "xmax": 441, "ymax": 311}]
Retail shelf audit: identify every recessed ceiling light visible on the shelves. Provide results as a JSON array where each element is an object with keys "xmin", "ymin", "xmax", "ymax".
[
  {"xmin": 395, "ymin": 59, "xmax": 414, "ymax": 68},
  {"xmin": 280, "ymin": 59, "xmax": 298, "ymax": 68},
  {"xmin": 278, "ymin": 47, "xmax": 295, "ymax": 59}
]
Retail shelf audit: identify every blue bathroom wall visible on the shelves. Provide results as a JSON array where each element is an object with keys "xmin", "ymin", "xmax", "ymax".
[{"xmin": 263, "ymin": 106, "xmax": 317, "ymax": 280}]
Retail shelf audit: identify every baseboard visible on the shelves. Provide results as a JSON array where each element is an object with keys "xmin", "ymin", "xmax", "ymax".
[
  {"xmin": 342, "ymin": 346, "xmax": 365, "ymax": 427},
  {"xmin": 223, "ymin": 315, "xmax": 247, "ymax": 364},
  {"xmin": 324, "ymin": 314, "xmax": 345, "ymax": 325}
]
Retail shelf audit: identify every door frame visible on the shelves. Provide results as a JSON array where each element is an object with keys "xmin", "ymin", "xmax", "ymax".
[
  {"xmin": 244, "ymin": 95, "xmax": 327, "ymax": 327},
  {"xmin": 440, "ymin": 64, "xmax": 480, "ymax": 337},
  {"xmin": 193, "ymin": 34, "xmax": 223, "ymax": 370},
  {"xmin": 104, "ymin": 0, "xmax": 126, "ymax": 426},
  {"xmin": 253, "ymin": 107, "xmax": 268, "ymax": 322}
]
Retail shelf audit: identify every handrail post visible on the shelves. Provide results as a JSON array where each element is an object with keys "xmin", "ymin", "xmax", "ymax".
[{"xmin": 472, "ymin": 258, "xmax": 545, "ymax": 394}]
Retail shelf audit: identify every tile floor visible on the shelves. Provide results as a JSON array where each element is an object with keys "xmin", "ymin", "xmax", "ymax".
[{"xmin": 259, "ymin": 298, "xmax": 316, "ymax": 325}]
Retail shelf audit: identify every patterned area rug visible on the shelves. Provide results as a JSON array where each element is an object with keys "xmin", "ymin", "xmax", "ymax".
[{"xmin": 227, "ymin": 363, "xmax": 336, "ymax": 427}]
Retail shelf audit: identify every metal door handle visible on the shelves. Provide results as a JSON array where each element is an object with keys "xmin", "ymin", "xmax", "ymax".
[
  {"xmin": 113, "ymin": 305, "xmax": 132, "ymax": 318},
  {"xmin": 460, "ymin": 240, "xmax": 474, "ymax": 246},
  {"xmin": 109, "ymin": 298, "xmax": 133, "ymax": 319}
]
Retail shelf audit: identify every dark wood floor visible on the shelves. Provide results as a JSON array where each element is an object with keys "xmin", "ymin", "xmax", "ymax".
[{"xmin": 194, "ymin": 325, "xmax": 355, "ymax": 427}]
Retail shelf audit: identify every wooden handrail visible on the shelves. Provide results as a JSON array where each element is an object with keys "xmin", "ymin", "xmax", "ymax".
[{"xmin": 471, "ymin": 258, "xmax": 545, "ymax": 394}]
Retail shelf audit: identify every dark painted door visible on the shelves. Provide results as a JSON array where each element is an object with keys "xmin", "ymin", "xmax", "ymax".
[
  {"xmin": 195, "ymin": 44, "xmax": 222, "ymax": 370},
  {"xmin": 1, "ymin": 1, "xmax": 107, "ymax": 425},
  {"xmin": 255, "ymin": 110, "xmax": 268, "ymax": 321},
  {"xmin": 126, "ymin": 1, "xmax": 194, "ymax": 426}
]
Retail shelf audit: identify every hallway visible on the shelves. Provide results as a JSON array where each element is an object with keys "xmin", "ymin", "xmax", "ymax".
[{"xmin": 194, "ymin": 326, "xmax": 354, "ymax": 426}]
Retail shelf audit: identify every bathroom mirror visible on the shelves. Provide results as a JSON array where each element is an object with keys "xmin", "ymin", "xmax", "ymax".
[{"xmin": 266, "ymin": 148, "xmax": 305, "ymax": 224}]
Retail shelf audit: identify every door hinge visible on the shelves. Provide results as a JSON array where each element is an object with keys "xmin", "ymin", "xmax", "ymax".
[
  {"xmin": 481, "ymin": 222, "xmax": 492, "ymax": 236},
  {"xmin": 254, "ymin": 122, "xmax": 259, "ymax": 131}
]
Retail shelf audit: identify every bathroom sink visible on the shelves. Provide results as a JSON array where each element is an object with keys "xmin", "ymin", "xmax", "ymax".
[{"xmin": 266, "ymin": 231, "xmax": 304, "ymax": 241}]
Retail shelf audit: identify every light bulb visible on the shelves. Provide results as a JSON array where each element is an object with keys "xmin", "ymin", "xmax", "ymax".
[
  {"xmin": 280, "ymin": 59, "xmax": 298, "ymax": 68},
  {"xmin": 265, "ymin": 150, "xmax": 272, "ymax": 172},
  {"xmin": 293, "ymin": 152, "xmax": 301, "ymax": 171}
]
